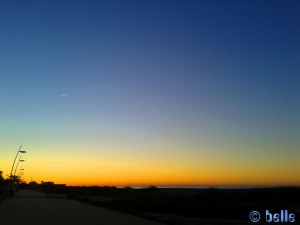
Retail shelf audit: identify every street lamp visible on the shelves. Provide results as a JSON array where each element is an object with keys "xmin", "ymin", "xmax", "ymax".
[
  {"xmin": 13, "ymin": 155, "xmax": 25, "ymax": 176},
  {"xmin": 7, "ymin": 145, "xmax": 27, "ymax": 198},
  {"xmin": 18, "ymin": 168, "xmax": 24, "ymax": 177}
]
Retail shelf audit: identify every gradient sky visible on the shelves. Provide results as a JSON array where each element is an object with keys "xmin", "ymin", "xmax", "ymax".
[{"xmin": 1, "ymin": 0, "xmax": 299, "ymax": 186}]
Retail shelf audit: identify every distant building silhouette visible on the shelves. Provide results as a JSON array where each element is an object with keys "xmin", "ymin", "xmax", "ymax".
[
  {"xmin": 29, "ymin": 181, "xmax": 38, "ymax": 188},
  {"xmin": 41, "ymin": 181, "xmax": 54, "ymax": 186}
]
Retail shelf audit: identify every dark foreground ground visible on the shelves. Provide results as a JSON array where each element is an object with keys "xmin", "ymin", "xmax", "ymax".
[
  {"xmin": 0, "ymin": 189, "xmax": 165, "ymax": 225},
  {"xmin": 39, "ymin": 185, "xmax": 300, "ymax": 225}
]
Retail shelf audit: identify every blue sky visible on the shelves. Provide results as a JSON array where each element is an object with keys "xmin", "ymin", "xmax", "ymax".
[{"xmin": 1, "ymin": 0, "xmax": 299, "ymax": 185}]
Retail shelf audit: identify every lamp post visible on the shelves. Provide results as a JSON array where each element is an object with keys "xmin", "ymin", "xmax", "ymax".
[
  {"xmin": 18, "ymin": 168, "xmax": 25, "ymax": 177},
  {"xmin": 18, "ymin": 166, "xmax": 25, "ymax": 176},
  {"xmin": 13, "ymin": 155, "xmax": 25, "ymax": 177},
  {"xmin": 7, "ymin": 145, "xmax": 27, "ymax": 198}
]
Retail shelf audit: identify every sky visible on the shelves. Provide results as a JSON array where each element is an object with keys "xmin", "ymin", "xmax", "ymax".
[{"xmin": 1, "ymin": 0, "xmax": 299, "ymax": 186}]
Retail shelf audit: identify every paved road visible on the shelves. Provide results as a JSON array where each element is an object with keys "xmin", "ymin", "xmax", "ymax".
[{"xmin": 0, "ymin": 189, "xmax": 165, "ymax": 225}]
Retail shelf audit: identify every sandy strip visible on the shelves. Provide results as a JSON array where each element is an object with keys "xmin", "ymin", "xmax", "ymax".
[{"xmin": 0, "ymin": 189, "xmax": 166, "ymax": 225}]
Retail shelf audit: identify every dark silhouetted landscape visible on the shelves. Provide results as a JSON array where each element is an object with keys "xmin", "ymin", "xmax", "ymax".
[{"xmin": 3, "ymin": 182, "xmax": 298, "ymax": 225}]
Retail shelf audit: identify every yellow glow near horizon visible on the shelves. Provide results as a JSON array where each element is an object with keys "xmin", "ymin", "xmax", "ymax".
[
  {"xmin": 1, "ymin": 139, "xmax": 299, "ymax": 187},
  {"xmin": 11, "ymin": 148, "xmax": 299, "ymax": 187}
]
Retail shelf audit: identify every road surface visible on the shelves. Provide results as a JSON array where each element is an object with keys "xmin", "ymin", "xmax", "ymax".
[{"xmin": 0, "ymin": 189, "xmax": 165, "ymax": 225}]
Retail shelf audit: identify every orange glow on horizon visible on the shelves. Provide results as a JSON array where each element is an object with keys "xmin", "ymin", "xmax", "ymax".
[
  {"xmin": 4, "ymin": 145, "xmax": 299, "ymax": 188},
  {"xmin": 21, "ymin": 159, "xmax": 300, "ymax": 187}
]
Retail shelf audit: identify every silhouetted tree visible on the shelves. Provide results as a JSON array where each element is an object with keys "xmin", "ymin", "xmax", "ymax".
[
  {"xmin": 0, "ymin": 171, "xmax": 7, "ymax": 199},
  {"xmin": 0, "ymin": 171, "xmax": 4, "ymax": 182},
  {"xmin": 9, "ymin": 175, "xmax": 23, "ymax": 184}
]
